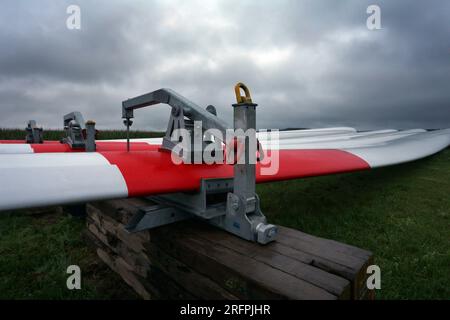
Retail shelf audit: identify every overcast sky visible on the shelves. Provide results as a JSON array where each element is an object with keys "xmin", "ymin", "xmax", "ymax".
[{"xmin": 1, "ymin": 0, "xmax": 449, "ymax": 131}]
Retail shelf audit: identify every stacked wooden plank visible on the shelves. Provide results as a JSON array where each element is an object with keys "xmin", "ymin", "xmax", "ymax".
[{"xmin": 85, "ymin": 198, "xmax": 374, "ymax": 300}]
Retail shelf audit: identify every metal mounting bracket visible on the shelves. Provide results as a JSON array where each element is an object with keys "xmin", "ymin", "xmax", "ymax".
[
  {"xmin": 60, "ymin": 111, "xmax": 96, "ymax": 152},
  {"xmin": 123, "ymin": 84, "xmax": 277, "ymax": 244},
  {"xmin": 25, "ymin": 120, "xmax": 43, "ymax": 144},
  {"xmin": 151, "ymin": 178, "xmax": 234, "ymax": 219},
  {"xmin": 122, "ymin": 88, "xmax": 228, "ymax": 160},
  {"xmin": 125, "ymin": 178, "xmax": 233, "ymax": 232},
  {"xmin": 126, "ymin": 177, "xmax": 276, "ymax": 244},
  {"xmin": 125, "ymin": 204, "xmax": 190, "ymax": 233}
]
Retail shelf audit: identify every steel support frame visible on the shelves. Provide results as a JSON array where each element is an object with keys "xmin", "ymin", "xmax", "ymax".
[
  {"xmin": 25, "ymin": 120, "xmax": 43, "ymax": 144},
  {"xmin": 121, "ymin": 88, "xmax": 229, "ymax": 155},
  {"xmin": 61, "ymin": 111, "xmax": 96, "ymax": 152},
  {"xmin": 123, "ymin": 85, "xmax": 277, "ymax": 244}
]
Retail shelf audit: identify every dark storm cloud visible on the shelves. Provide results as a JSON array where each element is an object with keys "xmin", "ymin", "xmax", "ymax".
[
  {"xmin": 0, "ymin": 2, "xmax": 152, "ymax": 83},
  {"xmin": 0, "ymin": 0, "xmax": 449, "ymax": 131}
]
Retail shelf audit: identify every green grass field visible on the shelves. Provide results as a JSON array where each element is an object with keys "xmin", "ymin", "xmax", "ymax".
[
  {"xmin": 0, "ymin": 129, "xmax": 449, "ymax": 299},
  {"xmin": 0, "ymin": 128, "xmax": 164, "ymax": 141}
]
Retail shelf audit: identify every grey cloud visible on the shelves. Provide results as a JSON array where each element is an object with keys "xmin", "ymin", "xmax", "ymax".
[{"xmin": 0, "ymin": 0, "xmax": 449, "ymax": 132}]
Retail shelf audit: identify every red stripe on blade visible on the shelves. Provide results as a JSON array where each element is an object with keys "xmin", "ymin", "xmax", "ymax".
[
  {"xmin": 30, "ymin": 142, "xmax": 159, "ymax": 153},
  {"xmin": 99, "ymin": 149, "xmax": 370, "ymax": 197}
]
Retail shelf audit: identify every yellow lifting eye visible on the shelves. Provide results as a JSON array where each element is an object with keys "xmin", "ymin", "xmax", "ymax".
[{"xmin": 234, "ymin": 82, "xmax": 253, "ymax": 104}]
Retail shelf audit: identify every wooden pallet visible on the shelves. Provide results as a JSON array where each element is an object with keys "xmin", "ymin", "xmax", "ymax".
[{"xmin": 85, "ymin": 198, "xmax": 374, "ymax": 300}]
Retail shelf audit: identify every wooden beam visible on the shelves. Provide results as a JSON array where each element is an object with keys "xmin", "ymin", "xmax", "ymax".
[{"xmin": 85, "ymin": 198, "xmax": 374, "ymax": 300}]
